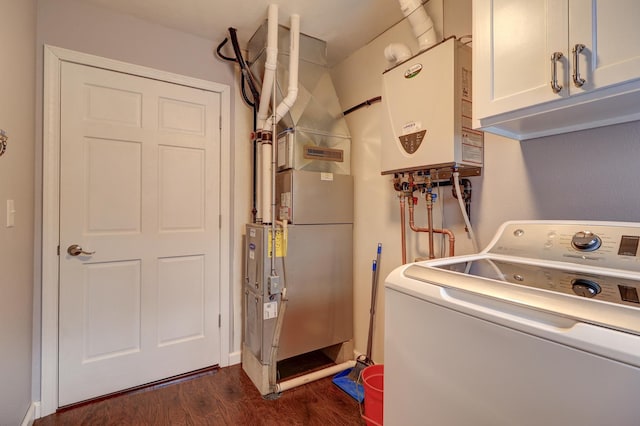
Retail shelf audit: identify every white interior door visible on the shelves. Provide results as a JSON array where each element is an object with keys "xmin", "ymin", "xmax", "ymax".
[{"xmin": 58, "ymin": 61, "xmax": 221, "ymax": 406}]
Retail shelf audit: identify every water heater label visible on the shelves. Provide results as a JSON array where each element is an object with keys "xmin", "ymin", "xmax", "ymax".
[
  {"xmin": 404, "ymin": 63, "xmax": 423, "ymax": 79},
  {"xmin": 462, "ymin": 67, "xmax": 472, "ymax": 101},
  {"xmin": 462, "ymin": 129, "xmax": 484, "ymax": 165}
]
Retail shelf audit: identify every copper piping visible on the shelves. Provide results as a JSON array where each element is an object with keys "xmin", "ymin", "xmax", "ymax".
[
  {"xmin": 427, "ymin": 202, "xmax": 435, "ymax": 259},
  {"xmin": 399, "ymin": 195, "xmax": 407, "ymax": 264},
  {"xmin": 408, "ymin": 199, "xmax": 455, "ymax": 257}
]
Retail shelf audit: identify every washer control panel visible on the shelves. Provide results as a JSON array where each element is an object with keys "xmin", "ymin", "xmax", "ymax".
[
  {"xmin": 437, "ymin": 257, "xmax": 640, "ymax": 308},
  {"xmin": 487, "ymin": 221, "xmax": 640, "ymax": 273}
]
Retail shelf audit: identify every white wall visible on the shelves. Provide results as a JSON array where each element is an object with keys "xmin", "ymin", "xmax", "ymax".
[
  {"xmin": 0, "ymin": 0, "xmax": 36, "ymax": 424},
  {"xmin": 331, "ymin": 0, "xmax": 538, "ymax": 363}
]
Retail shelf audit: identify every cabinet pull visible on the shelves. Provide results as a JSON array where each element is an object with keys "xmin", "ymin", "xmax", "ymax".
[
  {"xmin": 550, "ymin": 52, "xmax": 563, "ymax": 94},
  {"xmin": 572, "ymin": 43, "xmax": 586, "ymax": 87}
]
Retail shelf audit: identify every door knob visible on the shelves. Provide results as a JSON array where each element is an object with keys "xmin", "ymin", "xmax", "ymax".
[{"xmin": 67, "ymin": 244, "xmax": 95, "ymax": 256}]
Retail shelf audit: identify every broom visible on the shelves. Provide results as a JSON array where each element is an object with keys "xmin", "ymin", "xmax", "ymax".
[
  {"xmin": 348, "ymin": 243, "xmax": 382, "ymax": 381},
  {"xmin": 332, "ymin": 244, "xmax": 382, "ymax": 401}
]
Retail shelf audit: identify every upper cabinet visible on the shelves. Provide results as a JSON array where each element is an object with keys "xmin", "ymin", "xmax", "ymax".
[{"xmin": 473, "ymin": 0, "xmax": 640, "ymax": 140}]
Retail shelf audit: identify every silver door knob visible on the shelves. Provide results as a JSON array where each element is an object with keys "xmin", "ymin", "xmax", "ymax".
[{"xmin": 67, "ymin": 244, "xmax": 95, "ymax": 256}]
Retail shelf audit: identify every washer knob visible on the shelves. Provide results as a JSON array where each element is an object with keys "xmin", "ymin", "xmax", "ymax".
[
  {"xmin": 571, "ymin": 278, "xmax": 601, "ymax": 298},
  {"xmin": 571, "ymin": 231, "xmax": 601, "ymax": 252}
]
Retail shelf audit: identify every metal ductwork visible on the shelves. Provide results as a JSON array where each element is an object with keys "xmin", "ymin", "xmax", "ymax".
[{"xmin": 248, "ymin": 24, "xmax": 351, "ymax": 176}]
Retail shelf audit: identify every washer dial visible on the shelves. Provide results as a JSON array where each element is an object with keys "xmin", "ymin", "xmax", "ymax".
[
  {"xmin": 571, "ymin": 231, "xmax": 602, "ymax": 252},
  {"xmin": 571, "ymin": 278, "xmax": 601, "ymax": 298}
]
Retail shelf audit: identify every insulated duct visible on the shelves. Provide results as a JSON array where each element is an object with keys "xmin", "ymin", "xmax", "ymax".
[{"xmin": 248, "ymin": 24, "xmax": 351, "ymax": 177}]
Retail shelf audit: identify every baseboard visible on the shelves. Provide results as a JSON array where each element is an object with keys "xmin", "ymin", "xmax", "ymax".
[
  {"xmin": 21, "ymin": 401, "xmax": 40, "ymax": 426},
  {"xmin": 228, "ymin": 350, "xmax": 241, "ymax": 366}
]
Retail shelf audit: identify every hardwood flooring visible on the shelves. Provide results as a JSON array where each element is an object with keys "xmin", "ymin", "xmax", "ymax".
[{"xmin": 35, "ymin": 364, "xmax": 366, "ymax": 425}]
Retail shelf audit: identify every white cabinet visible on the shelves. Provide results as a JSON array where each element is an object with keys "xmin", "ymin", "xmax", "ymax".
[{"xmin": 473, "ymin": 0, "xmax": 640, "ymax": 140}]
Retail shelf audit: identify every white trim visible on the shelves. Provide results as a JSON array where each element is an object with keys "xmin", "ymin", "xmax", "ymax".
[
  {"xmin": 41, "ymin": 45, "xmax": 232, "ymax": 417},
  {"xmin": 228, "ymin": 350, "xmax": 242, "ymax": 366},
  {"xmin": 20, "ymin": 401, "xmax": 39, "ymax": 426}
]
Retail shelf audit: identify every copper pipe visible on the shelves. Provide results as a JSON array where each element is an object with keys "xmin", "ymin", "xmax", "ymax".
[
  {"xmin": 427, "ymin": 202, "xmax": 435, "ymax": 259},
  {"xmin": 399, "ymin": 195, "xmax": 407, "ymax": 264},
  {"xmin": 408, "ymin": 201, "xmax": 455, "ymax": 257}
]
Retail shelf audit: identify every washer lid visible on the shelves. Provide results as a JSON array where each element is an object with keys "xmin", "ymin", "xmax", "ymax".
[
  {"xmin": 435, "ymin": 258, "xmax": 640, "ymax": 309},
  {"xmin": 400, "ymin": 261, "xmax": 640, "ymax": 337}
]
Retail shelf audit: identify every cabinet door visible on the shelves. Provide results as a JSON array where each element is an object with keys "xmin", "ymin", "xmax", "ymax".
[
  {"xmin": 473, "ymin": 0, "xmax": 568, "ymax": 121},
  {"xmin": 570, "ymin": 0, "xmax": 640, "ymax": 93}
]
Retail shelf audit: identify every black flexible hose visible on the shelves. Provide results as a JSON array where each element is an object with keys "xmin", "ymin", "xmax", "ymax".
[
  {"xmin": 217, "ymin": 29, "xmax": 261, "ymax": 108},
  {"xmin": 216, "ymin": 28, "xmax": 260, "ymax": 219},
  {"xmin": 228, "ymin": 27, "xmax": 261, "ymax": 105},
  {"xmin": 215, "ymin": 37, "xmax": 236, "ymax": 62},
  {"xmin": 241, "ymin": 73, "xmax": 256, "ymax": 108}
]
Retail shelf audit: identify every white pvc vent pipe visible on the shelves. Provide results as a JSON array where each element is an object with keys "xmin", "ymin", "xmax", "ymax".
[
  {"xmin": 254, "ymin": 4, "xmax": 279, "ymax": 224},
  {"xmin": 256, "ymin": 4, "xmax": 279, "ymax": 131},
  {"xmin": 265, "ymin": 14, "xmax": 300, "ymax": 131},
  {"xmin": 398, "ymin": 0, "xmax": 437, "ymax": 52},
  {"xmin": 385, "ymin": 0, "xmax": 438, "ymax": 66},
  {"xmin": 275, "ymin": 360, "xmax": 356, "ymax": 393},
  {"xmin": 384, "ymin": 43, "xmax": 412, "ymax": 64},
  {"xmin": 261, "ymin": 14, "xmax": 300, "ymax": 224}
]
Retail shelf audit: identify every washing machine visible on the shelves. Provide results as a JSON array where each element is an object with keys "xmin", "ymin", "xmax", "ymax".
[{"xmin": 385, "ymin": 220, "xmax": 640, "ymax": 425}]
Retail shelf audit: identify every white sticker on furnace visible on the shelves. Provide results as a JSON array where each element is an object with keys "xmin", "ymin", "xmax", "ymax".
[
  {"xmin": 264, "ymin": 301, "xmax": 278, "ymax": 320},
  {"xmin": 277, "ymin": 138, "xmax": 287, "ymax": 167},
  {"xmin": 281, "ymin": 191, "xmax": 292, "ymax": 207},
  {"xmin": 320, "ymin": 172, "xmax": 334, "ymax": 181}
]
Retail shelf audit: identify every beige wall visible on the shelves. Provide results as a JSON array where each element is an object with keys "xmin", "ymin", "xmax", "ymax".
[
  {"xmin": 332, "ymin": 0, "xmax": 640, "ymax": 365},
  {"xmin": 330, "ymin": 0, "xmax": 538, "ymax": 363},
  {"xmin": 0, "ymin": 0, "xmax": 36, "ymax": 424}
]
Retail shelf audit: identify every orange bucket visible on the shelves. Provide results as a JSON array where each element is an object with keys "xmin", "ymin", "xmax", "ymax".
[{"xmin": 361, "ymin": 364, "xmax": 384, "ymax": 426}]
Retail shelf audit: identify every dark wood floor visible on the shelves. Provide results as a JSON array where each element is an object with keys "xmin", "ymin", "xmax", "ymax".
[{"xmin": 35, "ymin": 364, "xmax": 366, "ymax": 425}]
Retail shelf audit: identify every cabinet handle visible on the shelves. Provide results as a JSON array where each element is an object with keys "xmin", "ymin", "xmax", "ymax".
[
  {"xmin": 572, "ymin": 43, "xmax": 586, "ymax": 87},
  {"xmin": 550, "ymin": 52, "xmax": 563, "ymax": 94}
]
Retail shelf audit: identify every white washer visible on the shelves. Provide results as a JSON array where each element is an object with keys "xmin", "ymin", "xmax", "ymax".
[{"xmin": 385, "ymin": 220, "xmax": 640, "ymax": 426}]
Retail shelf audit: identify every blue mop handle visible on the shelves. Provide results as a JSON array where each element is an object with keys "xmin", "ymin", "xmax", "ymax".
[{"xmin": 365, "ymin": 244, "xmax": 382, "ymax": 361}]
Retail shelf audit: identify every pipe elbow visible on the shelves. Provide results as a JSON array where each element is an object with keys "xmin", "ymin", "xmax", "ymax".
[
  {"xmin": 443, "ymin": 229, "xmax": 455, "ymax": 242},
  {"xmin": 283, "ymin": 88, "xmax": 298, "ymax": 106},
  {"xmin": 397, "ymin": 0, "xmax": 438, "ymax": 52},
  {"xmin": 384, "ymin": 43, "xmax": 412, "ymax": 65}
]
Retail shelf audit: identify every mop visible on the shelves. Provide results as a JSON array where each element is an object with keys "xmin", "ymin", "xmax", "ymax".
[{"xmin": 333, "ymin": 243, "xmax": 382, "ymax": 402}]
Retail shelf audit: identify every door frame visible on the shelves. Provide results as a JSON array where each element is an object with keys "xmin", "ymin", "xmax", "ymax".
[{"xmin": 41, "ymin": 45, "xmax": 232, "ymax": 416}]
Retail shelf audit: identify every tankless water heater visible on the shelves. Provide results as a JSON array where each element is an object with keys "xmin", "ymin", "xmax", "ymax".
[{"xmin": 380, "ymin": 37, "xmax": 483, "ymax": 175}]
